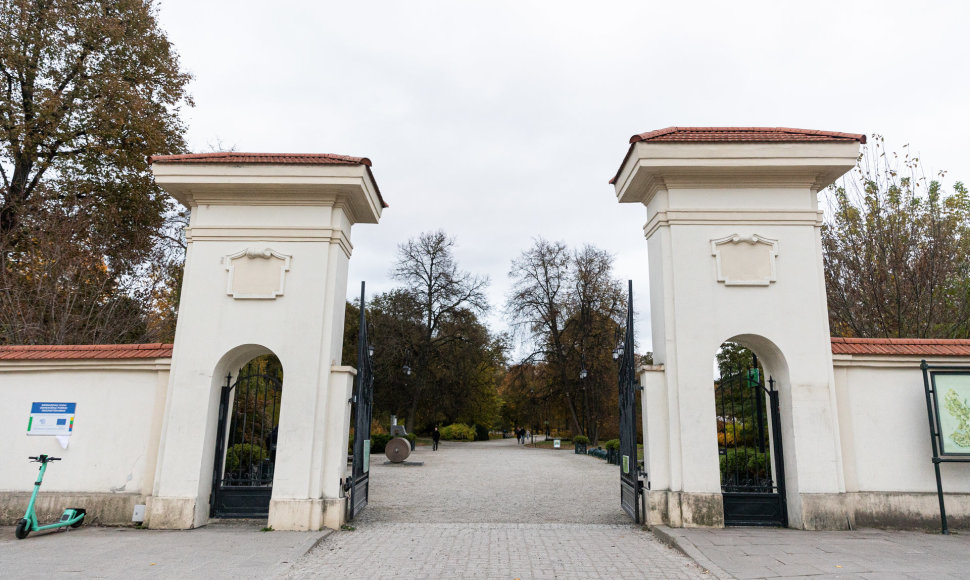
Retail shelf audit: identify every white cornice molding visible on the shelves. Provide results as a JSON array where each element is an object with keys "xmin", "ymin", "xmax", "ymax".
[
  {"xmin": 643, "ymin": 209, "xmax": 823, "ymax": 239},
  {"xmin": 186, "ymin": 227, "xmax": 353, "ymax": 257},
  {"xmin": 152, "ymin": 163, "xmax": 383, "ymax": 225},
  {"xmin": 614, "ymin": 141, "xmax": 860, "ymax": 206}
]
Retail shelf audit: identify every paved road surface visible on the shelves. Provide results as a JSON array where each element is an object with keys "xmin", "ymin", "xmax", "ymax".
[
  {"xmin": 9, "ymin": 436, "xmax": 964, "ymax": 578},
  {"xmin": 286, "ymin": 436, "xmax": 706, "ymax": 578}
]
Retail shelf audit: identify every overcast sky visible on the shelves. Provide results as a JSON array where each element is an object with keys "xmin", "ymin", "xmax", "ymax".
[{"xmin": 155, "ymin": 0, "xmax": 970, "ymax": 355}]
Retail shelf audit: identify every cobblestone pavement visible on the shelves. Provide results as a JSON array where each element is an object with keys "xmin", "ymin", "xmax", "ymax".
[
  {"xmin": 657, "ymin": 525, "xmax": 970, "ymax": 579},
  {"xmin": 287, "ymin": 437, "xmax": 708, "ymax": 579},
  {"xmin": 0, "ymin": 520, "xmax": 327, "ymax": 579},
  {"xmin": 284, "ymin": 522, "xmax": 705, "ymax": 579}
]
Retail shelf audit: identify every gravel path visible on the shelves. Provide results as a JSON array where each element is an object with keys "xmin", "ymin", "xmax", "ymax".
[{"xmin": 286, "ymin": 437, "xmax": 707, "ymax": 579}]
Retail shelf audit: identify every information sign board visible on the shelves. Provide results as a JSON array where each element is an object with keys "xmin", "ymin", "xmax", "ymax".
[
  {"xmin": 930, "ymin": 372, "xmax": 970, "ymax": 455},
  {"xmin": 553, "ymin": 439, "xmax": 561, "ymax": 449},
  {"xmin": 27, "ymin": 402, "xmax": 76, "ymax": 436}
]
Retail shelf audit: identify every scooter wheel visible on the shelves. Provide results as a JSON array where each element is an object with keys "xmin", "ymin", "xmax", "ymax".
[
  {"xmin": 15, "ymin": 518, "xmax": 29, "ymax": 539},
  {"xmin": 70, "ymin": 514, "xmax": 85, "ymax": 528}
]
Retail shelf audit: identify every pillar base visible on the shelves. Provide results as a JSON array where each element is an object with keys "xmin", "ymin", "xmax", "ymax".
[
  {"xmin": 650, "ymin": 491, "xmax": 725, "ymax": 528},
  {"xmin": 798, "ymin": 493, "xmax": 852, "ymax": 530},
  {"xmin": 146, "ymin": 496, "xmax": 199, "ymax": 529},
  {"xmin": 267, "ymin": 497, "xmax": 346, "ymax": 531}
]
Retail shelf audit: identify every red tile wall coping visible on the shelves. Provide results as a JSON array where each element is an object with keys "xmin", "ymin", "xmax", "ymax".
[
  {"xmin": 831, "ymin": 337, "xmax": 970, "ymax": 356},
  {"xmin": 0, "ymin": 343, "xmax": 174, "ymax": 360},
  {"xmin": 3, "ymin": 338, "xmax": 968, "ymax": 360},
  {"xmin": 628, "ymin": 127, "xmax": 867, "ymax": 145},
  {"xmin": 149, "ymin": 152, "xmax": 371, "ymax": 166}
]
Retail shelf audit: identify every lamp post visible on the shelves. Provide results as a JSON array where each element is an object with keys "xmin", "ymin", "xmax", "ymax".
[
  {"xmin": 529, "ymin": 388, "xmax": 536, "ymax": 446},
  {"xmin": 579, "ymin": 366, "xmax": 588, "ymax": 443}
]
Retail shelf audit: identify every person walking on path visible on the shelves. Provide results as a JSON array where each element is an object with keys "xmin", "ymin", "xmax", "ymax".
[{"xmin": 432, "ymin": 426, "xmax": 441, "ymax": 451}]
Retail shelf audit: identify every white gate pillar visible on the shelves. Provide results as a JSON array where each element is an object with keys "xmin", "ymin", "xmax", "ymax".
[
  {"xmin": 613, "ymin": 128, "xmax": 863, "ymax": 529},
  {"xmin": 145, "ymin": 153, "xmax": 384, "ymax": 531}
]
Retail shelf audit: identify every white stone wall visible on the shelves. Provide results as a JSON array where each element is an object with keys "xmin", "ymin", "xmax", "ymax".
[
  {"xmin": 833, "ymin": 354, "xmax": 970, "ymax": 494},
  {"xmin": 641, "ymin": 353, "xmax": 970, "ymax": 529},
  {"xmin": 0, "ymin": 359, "xmax": 170, "ymax": 524}
]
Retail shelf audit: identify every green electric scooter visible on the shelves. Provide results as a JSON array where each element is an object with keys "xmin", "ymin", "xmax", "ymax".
[{"xmin": 15, "ymin": 455, "xmax": 85, "ymax": 539}]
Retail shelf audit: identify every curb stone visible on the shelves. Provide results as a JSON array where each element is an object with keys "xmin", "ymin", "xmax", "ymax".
[
  {"xmin": 651, "ymin": 525, "xmax": 734, "ymax": 579},
  {"xmin": 293, "ymin": 528, "xmax": 333, "ymax": 561}
]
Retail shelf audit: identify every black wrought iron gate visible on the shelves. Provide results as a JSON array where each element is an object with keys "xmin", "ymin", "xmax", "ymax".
[
  {"xmin": 210, "ymin": 370, "xmax": 282, "ymax": 518},
  {"xmin": 347, "ymin": 282, "xmax": 375, "ymax": 520},
  {"xmin": 618, "ymin": 280, "xmax": 643, "ymax": 523},
  {"xmin": 716, "ymin": 356, "xmax": 787, "ymax": 527}
]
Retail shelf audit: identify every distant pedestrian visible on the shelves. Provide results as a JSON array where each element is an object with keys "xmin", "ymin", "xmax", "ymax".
[{"xmin": 432, "ymin": 426, "xmax": 441, "ymax": 451}]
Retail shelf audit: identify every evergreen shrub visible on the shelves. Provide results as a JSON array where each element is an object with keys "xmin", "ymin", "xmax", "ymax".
[
  {"xmin": 370, "ymin": 433, "xmax": 392, "ymax": 453},
  {"xmin": 440, "ymin": 423, "xmax": 476, "ymax": 441},
  {"xmin": 226, "ymin": 443, "xmax": 267, "ymax": 473}
]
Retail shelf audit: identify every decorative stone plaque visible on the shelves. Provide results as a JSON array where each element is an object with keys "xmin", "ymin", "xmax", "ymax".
[
  {"xmin": 223, "ymin": 248, "xmax": 292, "ymax": 299},
  {"xmin": 711, "ymin": 234, "xmax": 778, "ymax": 286}
]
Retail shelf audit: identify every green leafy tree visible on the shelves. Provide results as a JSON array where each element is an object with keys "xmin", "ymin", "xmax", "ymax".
[
  {"xmin": 391, "ymin": 230, "xmax": 490, "ymax": 430},
  {"xmin": 822, "ymin": 135, "xmax": 970, "ymax": 338}
]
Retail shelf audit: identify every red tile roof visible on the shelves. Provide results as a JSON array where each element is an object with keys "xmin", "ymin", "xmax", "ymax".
[
  {"xmin": 831, "ymin": 337, "xmax": 970, "ymax": 357},
  {"xmin": 0, "ymin": 343, "xmax": 173, "ymax": 360},
  {"xmin": 149, "ymin": 152, "xmax": 372, "ymax": 166},
  {"xmin": 628, "ymin": 127, "xmax": 866, "ymax": 145},
  {"xmin": 8, "ymin": 337, "xmax": 965, "ymax": 361},
  {"xmin": 149, "ymin": 152, "xmax": 388, "ymax": 209},
  {"xmin": 611, "ymin": 126, "xmax": 867, "ymax": 185}
]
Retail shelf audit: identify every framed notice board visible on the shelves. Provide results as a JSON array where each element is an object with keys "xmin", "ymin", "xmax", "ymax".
[{"xmin": 922, "ymin": 362, "xmax": 970, "ymax": 534}]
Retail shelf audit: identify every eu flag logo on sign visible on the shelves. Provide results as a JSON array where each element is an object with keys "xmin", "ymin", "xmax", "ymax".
[{"xmin": 56, "ymin": 418, "xmax": 66, "ymax": 425}]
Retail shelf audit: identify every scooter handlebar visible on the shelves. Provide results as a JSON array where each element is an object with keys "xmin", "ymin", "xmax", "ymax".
[{"xmin": 27, "ymin": 455, "xmax": 61, "ymax": 462}]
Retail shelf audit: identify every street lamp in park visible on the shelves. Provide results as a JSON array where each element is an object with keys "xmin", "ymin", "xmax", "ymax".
[
  {"xmin": 612, "ymin": 343, "xmax": 624, "ymax": 361},
  {"xmin": 529, "ymin": 389, "xmax": 536, "ymax": 445}
]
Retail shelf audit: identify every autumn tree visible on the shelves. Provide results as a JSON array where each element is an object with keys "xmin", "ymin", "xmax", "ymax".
[
  {"xmin": 822, "ymin": 135, "xmax": 970, "ymax": 338},
  {"xmin": 506, "ymin": 238, "xmax": 627, "ymax": 443},
  {"xmin": 506, "ymin": 239, "xmax": 574, "ymax": 428},
  {"xmin": 0, "ymin": 0, "xmax": 192, "ymax": 344}
]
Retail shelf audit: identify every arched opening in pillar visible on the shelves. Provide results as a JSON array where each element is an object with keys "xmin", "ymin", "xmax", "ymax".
[
  {"xmin": 209, "ymin": 346, "xmax": 284, "ymax": 520},
  {"xmin": 713, "ymin": 335, "xmax": 790, "ymax": 527}
]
